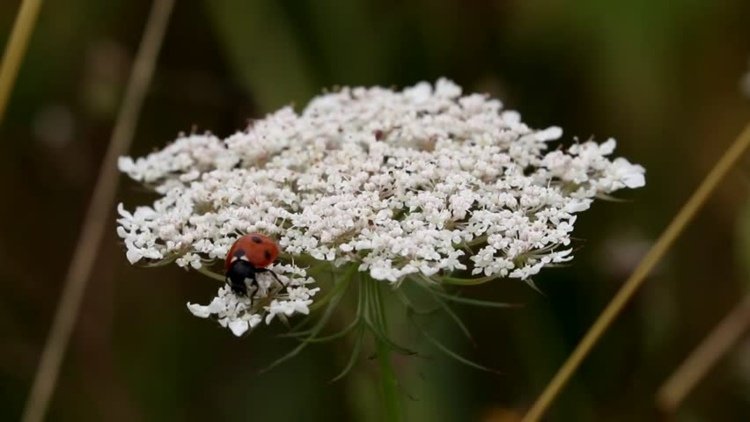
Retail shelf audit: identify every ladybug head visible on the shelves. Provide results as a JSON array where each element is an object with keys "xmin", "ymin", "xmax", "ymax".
[{"xmin": 226, "ymin": 259, "xmax": 257, "ymax": 296}]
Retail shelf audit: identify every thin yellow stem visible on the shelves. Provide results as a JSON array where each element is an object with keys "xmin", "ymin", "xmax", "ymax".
[
  {"xmin": 523, "ymin": 122, "xmax": 750, "ymax": 422},
  {"xmin": 656, "ymin": 295, "xmax": 750, "ymax": 413},
  {"xmin": 21, "ymin": 1, "xmax": 175, "ymax": 421},
  {"xmin": 0, "ymin": 0, "xmax": 43, "ymax": 124}
]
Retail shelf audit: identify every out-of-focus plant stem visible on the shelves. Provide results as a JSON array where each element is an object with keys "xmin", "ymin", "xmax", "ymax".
[
  {"xmin": 656, "ymin": 294, "xmax": 750, "ymax": 413},
  {"xmin": 21, "ymin": 1, "xmax": 175, "ymax": 421},
  {"xmin": 0, "ymin": 0, "xmax": 43, "ymax": 124},
  {"xmin": 523, "ymin": 122, "xmax": 750, "ymax": 422}
]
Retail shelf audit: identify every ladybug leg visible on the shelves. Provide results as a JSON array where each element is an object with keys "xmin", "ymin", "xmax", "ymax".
[
  {"xmin": 246, "ymin": 273, "xmax": 260, "ymax": 306},
  {"xmin": 256, "ymin": 268, "xmax": 286, "ymax": 289},
  {"xmin": 224, "ymin": 278, "xmax": 238, "ymax": 301}
]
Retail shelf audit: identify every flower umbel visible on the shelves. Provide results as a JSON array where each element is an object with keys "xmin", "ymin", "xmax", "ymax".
[{"xmin": 117, "ymin": 78, "xmax": 645, "ymax": 336}]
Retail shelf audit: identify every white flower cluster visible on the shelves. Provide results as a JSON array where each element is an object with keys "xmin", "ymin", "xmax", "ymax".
[
  {"xmin": 117, "ymin": 78, "xmax": 645, "ymax": 335},
  {"xmin": 185, "ymin": 264, "xmax": 318, "ymax": 336}
]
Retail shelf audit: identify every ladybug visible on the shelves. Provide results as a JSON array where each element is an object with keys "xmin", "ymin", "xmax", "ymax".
[{"xmin": 225, "ymin": 233, "xmax": 284, "ymax": 299}]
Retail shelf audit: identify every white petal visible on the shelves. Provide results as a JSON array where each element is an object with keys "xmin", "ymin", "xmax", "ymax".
[
  {"xmin": 536, "ymin": 126, "xmax": 562, "ymax": 142},
  {"xmin": 125, "ymin": 249, "xmax": 143, "ymax": 264},
  {"xmin": 228, "ymin": 319, "xmax": 249, "ymax": 336},
  {"xmin": 186, "ymin": 303, "xmax": 211, "ymax": 318}
]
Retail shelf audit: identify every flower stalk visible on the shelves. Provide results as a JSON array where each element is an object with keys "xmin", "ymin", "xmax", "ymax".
[
  {"xmin": 656, "ymin": 294, "xmax": 750, "ymax": 413},
  {"xmin": 0, "ymin": 0, "xmax": 43, "ymax": 124},
  {"xmin": 371, "ymin": 276, "xmax": 402, "ymax": 421},
  {"xmin": 376, "ymin": 336, "xmax": 401, "ymax": 422},
  {"xmin": 22, "ymin": 1, "xmax": 175, "ymax": 421}
]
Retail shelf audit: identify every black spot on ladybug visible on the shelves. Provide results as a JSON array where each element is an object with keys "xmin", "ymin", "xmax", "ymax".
[
  {"xmin": 233, "ymin": 249, "xmax": 246, "ymax": 258},
  {"xmin": 264, "ymin": 249, "xmax": 272, "ymax": 260},
  {"xmin": 251, "ymin": 236, "xmax": 263, "ymax": 244}
]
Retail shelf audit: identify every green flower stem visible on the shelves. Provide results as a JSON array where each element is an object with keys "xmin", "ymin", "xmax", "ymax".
[
  {"xmin": 372, "ymin": 279, "xmax": 401, "ymax": 422},
  {"xmin": 376, "ymin": 336, "xmax": 401, "ymax": 421}
]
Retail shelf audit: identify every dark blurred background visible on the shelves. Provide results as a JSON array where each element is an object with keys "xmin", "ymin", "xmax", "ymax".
[{"xmin": 2, "ymin": 0, "xmax": 750, "ymax": 420}]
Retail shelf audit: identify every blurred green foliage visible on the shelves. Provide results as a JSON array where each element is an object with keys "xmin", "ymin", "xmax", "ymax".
[{"xmin": 1, "ymin": 0, "xmax": 750, "ymax": 420}]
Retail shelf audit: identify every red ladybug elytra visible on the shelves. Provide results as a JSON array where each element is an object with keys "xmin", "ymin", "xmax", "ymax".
[{"xmin": 225, "ymin": 233, "xmax": 283, "ymax": 298}]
